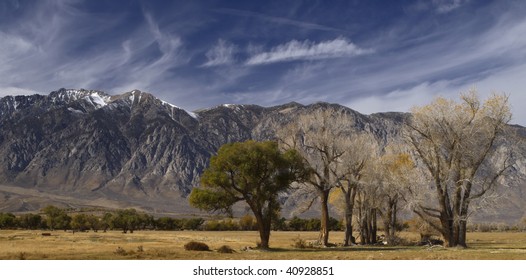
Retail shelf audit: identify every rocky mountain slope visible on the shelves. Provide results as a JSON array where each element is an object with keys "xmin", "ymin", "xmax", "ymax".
[{"xmin": 0, "ymin": 89, "xmax": 524, "ymax": 221}]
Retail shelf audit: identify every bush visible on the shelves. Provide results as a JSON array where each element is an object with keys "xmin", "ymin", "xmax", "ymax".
[
  {"xmin": 239, "ymin": 215, "xmax": 256, "ymax": 230},
  {"xmin": 217, "ymin": 245, "xmax": 235, "ymax": 253},
  {"xmin": 184, "ymin": 241, "xmax": 210, "ymax": 251},
  {"xmin": 203, "ymin": 219, "xmax": 240, "ymax": 231},
  {"xmin": 114, "ymin": 247, "xmax": 127, "ymax": 256},
  {"xmin": 291, "ymin": 235, "xmax": 313, "ymax": 249},
  {"xmin": 182, "ymin": 218, "xmax": 204, "ymax": 230}
]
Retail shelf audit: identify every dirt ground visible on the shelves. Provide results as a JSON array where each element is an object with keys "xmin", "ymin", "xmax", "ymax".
[{"xmin": 1, "ymin": 230, "xmax": 525, "ymax": 260}]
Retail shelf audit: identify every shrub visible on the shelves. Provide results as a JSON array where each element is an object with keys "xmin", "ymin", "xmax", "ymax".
[
  {"xmin": 114, "ymin": 247, "xmax": 127, "ymax": 256},
  {"xmin": 217, "ymin": 245, "xmax": 235, "ymax": 253},
  {"xmin": 291, "ymin": 235, "xmax": 311, "ymax": 249},
  {"xmin": 239, "ymin": 215, "xmax": 256, "ymax": 230},
  {"xmin": 183, "ymin": 218, "xmax": 204, "ymax": 230},
  {"xmin": 184, "ymin": 241, "xmax": 210, "ymax": 251}
]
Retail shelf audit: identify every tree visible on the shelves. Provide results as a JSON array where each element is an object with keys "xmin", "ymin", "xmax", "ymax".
[
  {"xmin": 112, "ymin": 209, "xmax": 145, "ymax": 233},
  {"xmin": 279, "ymin": 106, "xmax": 349, "ymax": 246},
  {"xmin": 71, "ymin": 214, "xmax": 90, "ymax": 232},
  {"xmin": 371, "ymin": 151, "xmax": 417, "ymax": 245},
  {"xmin": 0, "ymin": 212, "xmax": 17, "ymax": 229},
  {"xmin": 337, "ymin": 134, "xmax": 376, "ymax": 246},
  {"xmin": 87, "ymin": 214, "xmax": 101, "ymax": 232},
  {"xmin": 42, "ymin": 205, "xmax": 70, "ymax": 230},
  {"xmin": 355, "ymin": 183, "xmax": 379, "ymax": 245},
  {"xmin": 189, "ymin": 140, "xmax": 308, "ymax": 249},
  {"xmin": 406, "ymin": 90, "xmax": 513, "ymax": 247},
  {"xmin": 101, "ymin": 212, "xmax": 114, "ymax": 232},
  {"xmin": 18, "ymin": 213, "xmax": 43, "ymax": 229}
]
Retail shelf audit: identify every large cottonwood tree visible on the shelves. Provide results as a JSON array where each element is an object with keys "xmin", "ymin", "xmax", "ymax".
[{"xmin": 406, "ymin": 90, "xmax": 512, "ymax": 247}]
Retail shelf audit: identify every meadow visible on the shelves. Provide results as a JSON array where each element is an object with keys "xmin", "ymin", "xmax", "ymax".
[{"xmin": 1, "ymin": 230, "xmax": 525, "ymax": 260}]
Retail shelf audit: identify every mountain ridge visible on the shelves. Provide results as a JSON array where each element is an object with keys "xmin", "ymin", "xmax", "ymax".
[{"xmin": 0, "ymin": 89, "xmax": 524, "ymax": 222}]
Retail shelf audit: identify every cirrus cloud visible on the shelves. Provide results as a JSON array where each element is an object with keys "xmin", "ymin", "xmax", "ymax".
[
  {"xmin": 245, "ymin": 37, "xmax": 373, "ymax": 65},
  {"xmin": 202, "ymin": 39, "xmax": 237, "ymax": 67}
]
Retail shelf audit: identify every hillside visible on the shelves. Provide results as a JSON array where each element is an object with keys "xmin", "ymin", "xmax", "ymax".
[{"xmin": 0, "ymin": 89, "xmax": 524, "ymax": 222}]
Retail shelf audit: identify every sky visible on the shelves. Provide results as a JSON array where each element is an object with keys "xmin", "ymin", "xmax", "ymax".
[{"xmin": 1, "ymin": 0, "xmax": 526, "ymax": 125}]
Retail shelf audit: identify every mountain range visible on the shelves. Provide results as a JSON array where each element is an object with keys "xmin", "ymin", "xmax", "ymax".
[{"xmin": 0, "ymin": 89, "xmax": 524, "ymax": 222}]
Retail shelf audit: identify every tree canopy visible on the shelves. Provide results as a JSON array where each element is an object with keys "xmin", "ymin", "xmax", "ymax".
[
  {"xmin": 189, "ymin": 140, "xmax": 309, "ymax": 249},
  {"xmin": 407, "ymin": 89, "xmax": 512, "ymax": 247}
]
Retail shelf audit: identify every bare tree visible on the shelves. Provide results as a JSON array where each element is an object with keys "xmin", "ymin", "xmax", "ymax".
[
  {"xmin": 406, "ymin": 89, "xmax": 513, "ymax": 247},
  {"xmin": 355, "ymin": 184, "xmax": 380, "ymax": 245},
  {"xmin": 335, "ymin": 134, "xmax": 377, "ymax": 246},
  {"xmin": 278, "ymin": 105, "xmax": 356, "ymax": 246},
  {"xmin": 370, "ymin": 149, "xmax": 418, "ymax": 245}
]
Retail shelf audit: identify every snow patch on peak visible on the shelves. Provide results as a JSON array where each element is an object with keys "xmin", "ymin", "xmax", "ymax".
[
  {"xmin": 67, "ymin": 107, "xmax": 84, "ymax": 114},
  {"xmin": 161, "ymin": 100, "xmax": 197, "ymax": 119},
  {"xmin": 85, "ymin": 93, "xmax": 109, "ymax": 108},
  {"xmin": 50, "ymin": 88, "xmax": 111, "ymax": 109}
]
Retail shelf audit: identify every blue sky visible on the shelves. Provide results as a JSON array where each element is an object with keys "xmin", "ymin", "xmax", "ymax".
[{"xmin": 1, "ymin": 0, "xmax": 526, "ymax": 125}]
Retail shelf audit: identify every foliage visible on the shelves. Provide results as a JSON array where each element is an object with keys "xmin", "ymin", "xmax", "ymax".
[
  {"xmin": 0, "ymin": 212, "xmax": 17, "ymax": 229},
  {"xmin": 101, "ymin": 212, "xmax": 114, "ymax": 231},
  {"xmin": 71, "ymin": 214, "xmax": 90, "ymax": 231},
  {"xmin": 189, "ymin": 140, "xmax": 309, "ymax": 249},
  {"xmin": 17, "ymin": 213, "xmax": 43, "ymax": 230},
  {"xmin": 203, "ymin": 219, "xmax": 239, "ymax": 231},
  {"xmin": 112, "ymin": 209, "xmax": 150, "ymax": 233},
  {"xmin": 155, "ymin": 217, "xmax": 182, "ymax": 230},
  {"xmin": 238, "ymin": 214, "xmax": 256, "ymax": 230},
  {"xmin": 182, "ymin": 218, "xmax": 204, "ymax": 230},
  {"xmin": 271, "ymin": 217, "xmax": 287, "ymax": 231},
  {"xmin": 287, "ymin": 216, "xmax": 341, "ymax": 231},
  {"xmin": 42, "ymin": 205, "xmax": 71, "ymax": 230}
]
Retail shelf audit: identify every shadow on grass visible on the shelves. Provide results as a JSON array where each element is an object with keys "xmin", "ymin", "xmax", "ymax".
[{"xmin": 266, "ymin": 246, "xmax": 419, "ymax": 253}]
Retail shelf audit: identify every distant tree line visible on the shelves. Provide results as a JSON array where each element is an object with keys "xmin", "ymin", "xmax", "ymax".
[
  {"xmin": 0, "ymin": 206, "xmax": 347, "ymax": 232},
  {"xmin": 0, "ymin": 206, "xmax": 202, "ymax": 232}
]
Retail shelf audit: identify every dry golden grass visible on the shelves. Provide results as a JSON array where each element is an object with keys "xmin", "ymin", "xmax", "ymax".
[{"xmin": 0, "ymin": 230, "xmax": 525, "ymax": 260}]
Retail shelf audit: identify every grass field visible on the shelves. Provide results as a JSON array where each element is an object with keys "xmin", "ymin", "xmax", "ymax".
[{"xmin": 1, "ymin": 230, "xmax": 525, "ymax": 260}]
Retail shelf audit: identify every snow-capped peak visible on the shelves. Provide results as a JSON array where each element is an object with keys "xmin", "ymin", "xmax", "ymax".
[
  {"xmin": 50, "ymin": 88, "xmax": 111, "ymax": 108},
  {"xmin": 161, "ymin": 100, "xmax": 198, "ymax": 119}
]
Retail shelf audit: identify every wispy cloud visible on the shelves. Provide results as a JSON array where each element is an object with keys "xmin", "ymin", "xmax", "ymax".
[
  {"xmin": 202, "ymin": 39, "xmax": 237, "ymax": 67},
  {"xmin": 0, "ymin": 1, "xmax": 188, "ymax": 96},
  {"xmin": 245, "ymin": 37, "xmax": 372, "ymax": 65},
  {"xmin": 433, "ymin": 0, "xmax": 469, "ymax": 14},
  {"xmin": 1, "ymin": 1, "xmax": 526, "ymax": 125},
  {"xmin": 214, "ymin": 8, "xmax": 342, "ymax": 32}
]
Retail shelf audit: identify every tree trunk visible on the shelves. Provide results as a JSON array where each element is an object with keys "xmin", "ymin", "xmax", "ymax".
[
  {"xmin": 343, "ymin": 187, "xmax": 357, "ymax": 246},
  {"xmin": 384, "ymin": 198, "xmax": 398, "ymax": 246},
  {"xmin": 458, "ymin": 220, "xmax": 467, "ymax": 247},
  {"xmin": 318, "ymin": 189, "xmax": 330, "ymax": 246},
  {"xmin": 388, "ymin": 202, "xmax": 397, "ymax": 245},
  {"xmin": 371, "ymin": 208, "xmax": 377, "ymax": 244},
  {"xmin": 253, "ymin": 210, "xmax": 272, "ymax": 249},
  {"xmin": 258, "ymin": 225, "xmax": 271, "ymax": 249}
]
